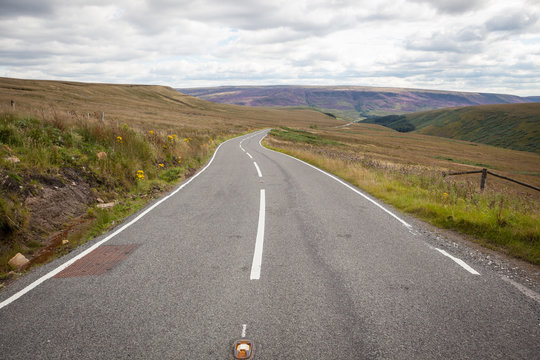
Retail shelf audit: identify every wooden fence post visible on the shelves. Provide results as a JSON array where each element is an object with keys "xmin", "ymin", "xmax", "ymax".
[
  {"xmin": 480, "ymin": 168, "xmax": 487, "ymax": 191},
  {"xmin": 444, "ymin": 168, "xmax": 539, "ymax": 192}
]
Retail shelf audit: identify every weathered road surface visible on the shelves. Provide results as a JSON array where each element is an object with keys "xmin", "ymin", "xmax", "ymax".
[{"xmin": 1, "ymin": 130, "xmax": 539, "ymax": 359}]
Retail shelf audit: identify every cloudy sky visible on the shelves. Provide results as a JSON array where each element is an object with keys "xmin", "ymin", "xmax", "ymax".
[{"xmin": 1, "ymin": 0, "xmax": 539, "ymax": 96}]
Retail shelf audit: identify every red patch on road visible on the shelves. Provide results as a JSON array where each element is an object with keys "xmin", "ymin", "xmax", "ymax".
[{"xmin": 54, "ymin": 244, "xmax": 139, "ymax": 278}]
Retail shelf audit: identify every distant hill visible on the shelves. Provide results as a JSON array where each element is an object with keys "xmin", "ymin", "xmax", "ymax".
[
  {"xmin": 178, "ymin": 85, "xmax": 534, "ymax": 120},
  {"xmin": 366, "ymin": 103, "xmax": 540, "ymax": 153}
]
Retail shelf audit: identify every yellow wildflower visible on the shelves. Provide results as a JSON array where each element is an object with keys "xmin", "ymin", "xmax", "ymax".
[
  {"xmin": 149, "ymin": 130, "xmax": 154, "ymax": 135},
  {"xmin": 158, "ymin": 163, "xmax": 164, "ymax": 168},
  {"xmin": 136, "ymin": 170, "xmax": 145, "ymax": 180},
  {"xmin": 116, "ymin": 136, "xmax": 122, "ymax": 143}
]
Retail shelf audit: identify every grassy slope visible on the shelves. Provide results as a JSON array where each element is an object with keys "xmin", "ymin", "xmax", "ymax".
[
  {"xmin": 180, "ymin": 85, "xmax": 532, "ymax": 120},
  {"xmin": 367, "ymin": 103, "xmax": 540, "ymax": 153},
  {"xmin": 0, "ymin": 77, "xmax": 342, "ymax": 281},
  {"xmin": 0, "ymin": 77, "xmax": 342, "ymax": 131},
  {"xmin": 265, "ymin": 126, "xmax": 540, "ymax": 265},
  {"xmin": 410, "ymin": 103, "xmax": 540, "ymax": 153}
]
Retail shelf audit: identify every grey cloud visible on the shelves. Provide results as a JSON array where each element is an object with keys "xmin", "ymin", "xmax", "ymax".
[
  {"xmin": 486, "ymin": 11, "xmax": 538, "ymax": 32},
  {"xmin": 0, "ymin": 0, "xmax": 118, "ymax": 19},
  {"xmin": 122, "ymin": 0, "xmax": 357, "ymax": 38},
  {"xmin": 410, "ymin": 0, "xmax": 486, "ymax": 14},
  {"xmin": 0, "ymin": 0, "xmax": 54, "ymax": 18},
  {"xmin": 456, "ymin": 27, "xmax": 486, "ymax": 42},
  {"xmin": 406, "ymin": 29, "xmax": 486, "ymax": 54}
]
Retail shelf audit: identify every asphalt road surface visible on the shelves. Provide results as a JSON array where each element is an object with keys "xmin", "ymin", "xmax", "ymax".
[{"xmin": 1, "ymin": 130, "xmax": 539, "ymax": 359}]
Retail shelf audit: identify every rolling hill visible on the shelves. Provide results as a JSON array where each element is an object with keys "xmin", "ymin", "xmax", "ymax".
[
  {"xmin": 178, "ymin": 85, "xmax": 534, "ymax": 120},
  {"xmin": 366, "ymin": 103, "xmax": 540, "ymax": 153},
  {"xmin": 0, "ymin": 78, "xmax": 342, "ymax": 131}
]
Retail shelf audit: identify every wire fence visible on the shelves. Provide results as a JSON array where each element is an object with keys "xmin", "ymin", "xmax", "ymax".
[{"xmin": 443, "ymin": 168, "xmax": 540, "ymax": 192}]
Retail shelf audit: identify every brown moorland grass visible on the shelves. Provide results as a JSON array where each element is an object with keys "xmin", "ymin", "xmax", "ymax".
[
  {"xmin": 265, "ymin": 125, "xmax": 540, "ymax": 265},
  {"xmin": 0, "ymin": 77, "xmax": 342, "ymax": 131}
]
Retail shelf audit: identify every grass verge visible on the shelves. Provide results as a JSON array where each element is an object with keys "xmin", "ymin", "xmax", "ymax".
[{"xmin": 0, "ymin": 109, "xmax": 242, "ymax": 281}]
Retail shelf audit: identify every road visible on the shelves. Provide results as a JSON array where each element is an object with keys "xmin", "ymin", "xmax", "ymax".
[{"xmin": 1, "ymin": 130, "xmax": 539, "ymax": 359}]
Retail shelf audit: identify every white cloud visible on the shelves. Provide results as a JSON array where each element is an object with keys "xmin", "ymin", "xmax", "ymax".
[{"xmin": 0, "ymin": 0, "xmax": 539, "ymax": 96}]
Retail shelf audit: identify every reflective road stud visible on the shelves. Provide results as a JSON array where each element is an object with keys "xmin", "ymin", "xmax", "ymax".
[{"xmin": 233, "ymin": 339, "xmax": 254, "ymax": 359}]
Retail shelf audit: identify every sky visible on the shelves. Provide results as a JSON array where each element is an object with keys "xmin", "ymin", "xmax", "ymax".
[{"xmin": 1, "ymin": 0, "xmax": 539, "ymax": 96}]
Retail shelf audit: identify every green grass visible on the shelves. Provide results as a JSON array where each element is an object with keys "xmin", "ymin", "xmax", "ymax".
[{"xmin": 270, "ymin": 127, "xmax": 342, "ymax": 146}]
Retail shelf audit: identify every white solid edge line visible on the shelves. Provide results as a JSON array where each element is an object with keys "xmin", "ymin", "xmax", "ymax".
[
  {"xmin": 435, "ymin": 248, "xmax": 480, "ymax": 275},
  {"xmin": 258, "ymin": 132, "xmax": 412, "ymax": 229},
  {"xmin": 246, "ymin": 152, "xmax": 253, "ymax": 159},
  {"xmin": 250, "ymin": 189, "xmax": 266, "ymax": 280},
  {"xmin": 241, "ymin": 324, "xmax": 247, "ymax": 338},
  {"xmin": 500, "ymin": 276, "xmax": 540, "ymax": 304},
  {"xmin": 253, "ymin": 162, "xmax": 262, "ymax": 177},
  {"xmin": 0, "ymin": 131, "xmax": 257, "ymax": 310}
]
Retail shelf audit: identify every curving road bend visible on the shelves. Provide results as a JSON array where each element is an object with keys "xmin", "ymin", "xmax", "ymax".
[{"xmin": 1, "ymin": 130, "xmax": 539, "ymax": 359}]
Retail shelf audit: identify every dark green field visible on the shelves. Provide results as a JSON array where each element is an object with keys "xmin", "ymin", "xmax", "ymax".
[{"xmin": 366, "ymin": 103, "xmax": 540, "ymax": 153}]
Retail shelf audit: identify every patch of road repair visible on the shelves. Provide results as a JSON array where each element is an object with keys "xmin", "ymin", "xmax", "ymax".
[{"xmin": 54, "ymin": 244, "xmax": 139, "ymax": 278}]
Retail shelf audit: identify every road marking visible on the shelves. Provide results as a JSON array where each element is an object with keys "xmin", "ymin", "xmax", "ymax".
[
  {"xmin": 253, "ymin": 162, "xmax": 262, "ymax": 177},
  {"xmin": 501, "ymin": 276, "xmax": 540, "ymax": 304},
  {"xmin": 435, "ymin": 248, "xmax": 480, "ymax": 275},
  {"xmin": 250, "ymin": 189, "xmax": 266, "ymax": 280},
  {"xmin": 239, "ymin": 130, "xmax": 266, "ymax": 153},
  {"xmin": 258, "ymin": 133, "xmax": 412, "ymax": 229},
  {"xmin": 246, "ymin": 152, "xmax": 253, "ymax": 159},
  {"xmin": 0, "ymin": 132, "xmax": 256, "ymax": 310},
  {"xmin": 242, "ymin": 324, "xmax": 247, "ymax": 337}
]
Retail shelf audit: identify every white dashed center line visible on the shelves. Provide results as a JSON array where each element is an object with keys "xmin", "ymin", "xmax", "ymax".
[
  {"xmin": 253, "ymin": 162, "xmax": 262, "ymax": 177},
  {"xmin": 250, "ymin": 189, "xmax": 266, "ymax": 280}
]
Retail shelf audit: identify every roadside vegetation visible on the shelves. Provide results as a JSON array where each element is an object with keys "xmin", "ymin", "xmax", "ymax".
[
  {"xmin": 0, "ymin": 109, "xmax": 230, "ymax": 281},
  {"xmin": 265, "ymin": 126, "xmax": 540, "ymax": 265}
]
